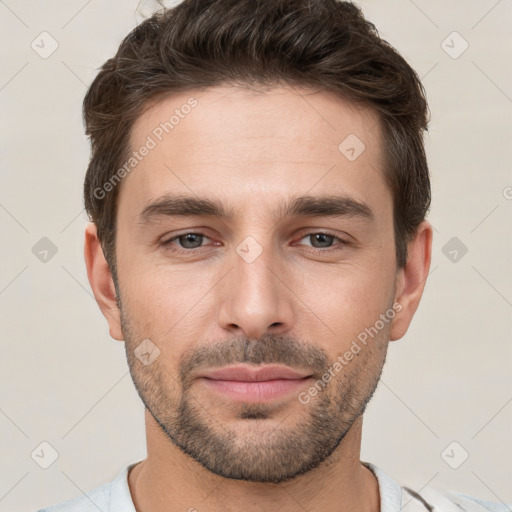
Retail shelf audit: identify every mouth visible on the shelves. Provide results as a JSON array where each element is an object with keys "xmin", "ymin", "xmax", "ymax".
[{"xmin": 195, "ymin": 364, "xmax": 313, "ymax": 403}]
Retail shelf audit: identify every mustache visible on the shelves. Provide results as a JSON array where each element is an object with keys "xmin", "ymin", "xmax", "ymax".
[{"xmin": 179, "ymin": 334, "xmax": 329, "ymax": 388}]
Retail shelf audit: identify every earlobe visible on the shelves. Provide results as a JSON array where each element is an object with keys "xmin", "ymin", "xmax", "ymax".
[
  {"xmin": 390, "ymin": 221, "xmax": 433, "ymax": 341},
  {"xmin": 84, "ymin": 223, "xmax": 124, "ymax": 341}
]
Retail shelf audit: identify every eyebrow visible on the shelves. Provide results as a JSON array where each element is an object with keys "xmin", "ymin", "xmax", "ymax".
[{"xmin": 138, "ymin": 193, "xmax": 375, "ymax": 224}]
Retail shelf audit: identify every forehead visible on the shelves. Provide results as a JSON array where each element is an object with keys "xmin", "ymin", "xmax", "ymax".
[{"xmin": 120, "ymin": 84, "xmax": 390, "ymax": 225}]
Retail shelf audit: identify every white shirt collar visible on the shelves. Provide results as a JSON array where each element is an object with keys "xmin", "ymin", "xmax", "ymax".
[{"xmin": 112, "ymin": 460, "xmax": 405, "ymax": 512}]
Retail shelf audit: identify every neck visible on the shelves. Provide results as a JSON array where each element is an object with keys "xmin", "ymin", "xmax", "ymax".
[{"xmin": 128, "ymin": 410, "xmax": 380, "ymax": 512}]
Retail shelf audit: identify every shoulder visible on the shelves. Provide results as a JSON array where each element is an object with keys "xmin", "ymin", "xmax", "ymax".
[
  {"xmin": 33, "ymin": 462, "xmax": 139, "ymax": 512},
  {"xmin": 32, "ymin": 480, "xmax": 111, "ymax": 512},
  {"xmin": 403, "ymin": 485, "xmax": 512, "ymax": 512},
  {"xmin": 361, "ymin": 462, "xmax": 510, "ymax": 512}
]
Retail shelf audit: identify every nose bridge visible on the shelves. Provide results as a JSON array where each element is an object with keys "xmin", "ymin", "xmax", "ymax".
[{"xmin": 218, "ymin": 233, "xmax": 294, "ymax": 339}]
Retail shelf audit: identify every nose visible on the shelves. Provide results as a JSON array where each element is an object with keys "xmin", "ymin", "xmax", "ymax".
[{"xmin": 217, "ymin": 239, "xmax": 295, "ymax": 340}]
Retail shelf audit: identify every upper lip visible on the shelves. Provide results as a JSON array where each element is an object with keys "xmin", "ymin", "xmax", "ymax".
[{"xmin": 197, "ymin": 364, "xmax": 312, "ymax": 382}]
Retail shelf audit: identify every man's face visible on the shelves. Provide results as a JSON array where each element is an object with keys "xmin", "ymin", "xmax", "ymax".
[{"xmin": 115, "ymin": 84, "xmax": 399, "ymax": 482}]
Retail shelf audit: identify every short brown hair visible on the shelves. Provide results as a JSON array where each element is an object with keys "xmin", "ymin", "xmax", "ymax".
[{"xmin": 83, "ymin": 0, "xmax": 431, "ymax": 279}]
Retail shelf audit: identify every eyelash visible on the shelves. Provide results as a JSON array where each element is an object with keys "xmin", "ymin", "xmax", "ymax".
[{"xmin": 160, "ymin": 231, "xmax": 349, "ymax": 254}]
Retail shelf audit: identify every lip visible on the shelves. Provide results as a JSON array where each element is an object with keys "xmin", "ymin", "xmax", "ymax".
[
  {"xmin": 196, "ymin": 365, "xmax": 313, "ymax": 403},
  {"xmin": 196, "ymin": 364, "xmax": 312, "ymax": 382}
]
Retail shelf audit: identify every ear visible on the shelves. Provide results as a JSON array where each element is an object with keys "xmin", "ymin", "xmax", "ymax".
[
  {"xmin": 390, "ymin": 221, "xmax": 433, "ymax": 341},
  {"xmin": 84, "ymin": 223, "xmax": 123, "ymax": 341}
]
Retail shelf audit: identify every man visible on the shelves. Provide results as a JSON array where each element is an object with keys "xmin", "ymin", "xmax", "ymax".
[{"xmin": 36, "ymin": 0, "xmax": 511, "ymax": 511}]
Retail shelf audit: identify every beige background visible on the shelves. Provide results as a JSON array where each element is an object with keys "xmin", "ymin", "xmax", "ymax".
[{"xmin": 0, "ymin": 1, "xmax": 511, "ymax": 511}]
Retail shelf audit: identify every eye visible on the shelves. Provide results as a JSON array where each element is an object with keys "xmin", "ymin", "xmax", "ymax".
[
  {"xmin": 161, "ymin": 232, "xmax": 212, "ymax": 251},
  {"xmin": 160, "ymin": 230, "xmax": 349, "ymax": 255},
  {"xmin": 296, "ymin": 232, "xmax": 348, "ymax": 250}
]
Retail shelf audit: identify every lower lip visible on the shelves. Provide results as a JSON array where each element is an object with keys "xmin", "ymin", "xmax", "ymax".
[{"xmin": 199, "ymin": 377, "xmax": 311, "ymax": 402}]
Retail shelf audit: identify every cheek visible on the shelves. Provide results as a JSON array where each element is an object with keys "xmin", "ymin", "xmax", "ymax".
[
  {"xmin": 298, "ymin": 261, "xmax": 394, "ymax": 344},
  {"xmin": 118, "ymin": 258, "xmax": 216, "ymax": 348}
]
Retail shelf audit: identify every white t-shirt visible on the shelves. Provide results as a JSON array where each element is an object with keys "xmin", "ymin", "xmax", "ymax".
[{"xmin": 34, "ymin": 460, "xmax": 511, "ymax": 512}]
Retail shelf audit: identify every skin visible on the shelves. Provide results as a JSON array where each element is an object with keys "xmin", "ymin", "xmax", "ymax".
[{"xmin": 85, "ymin": 84, "xmax": 432, "ymax": 512}]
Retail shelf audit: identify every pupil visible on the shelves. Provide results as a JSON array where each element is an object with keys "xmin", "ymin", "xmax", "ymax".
[
  {"xmin": 312, "ymin": 233, "xmax": 332, "ymax": 248},
  {"xmin": 181, "ymin": 234, "xmax": 202, "ymax": 248}
]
